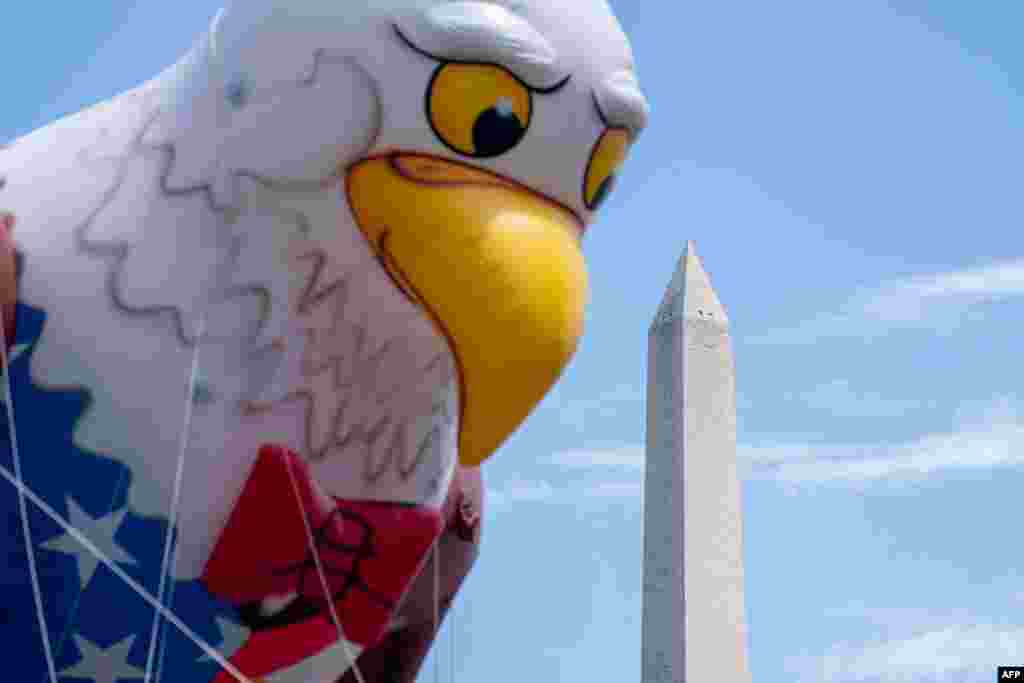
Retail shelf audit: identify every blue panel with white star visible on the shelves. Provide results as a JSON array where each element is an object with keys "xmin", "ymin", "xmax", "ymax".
[{"xmin": 0, "ymin": 254, "xmax": 246, "ymax": 683}]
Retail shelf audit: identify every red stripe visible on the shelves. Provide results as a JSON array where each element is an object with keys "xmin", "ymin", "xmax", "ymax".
[{"xmin": 202, "ymin": 444, "xmax": 443, "ymax": 677}]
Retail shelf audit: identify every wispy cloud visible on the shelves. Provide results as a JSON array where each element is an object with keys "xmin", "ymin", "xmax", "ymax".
[
  {"xmin": 486, "ymin": 480, "xmax": 556, "ymax": 506},
  {"xmin": 862, "ymin": 258, "xmax": 1024, "ymax": 321},
  {"xmin": 744, "ymin": 397, "xmax": 1023, "ymax": 485},
  {"xmin": 487, "ymin": 478, "xmax": 642, "ymax": 505},
  {"xmin": 587, "ymin": 481, "xmax": 643, "ymax": 497},
  {"xmin": 749, "ymin": 257, "xmax": 1024, "ymax": 344},
  {"xmin": 788, "ymin": 621, "xmax": 1024, "ymax": 682},
  {"xmin": 555, "ymin": 383, "xmax": 643, "ymax": 432},
  {"xmin": 817, "ymin": 602, "xmax": 987, "ymax": 633},
  {"xmin": 548, "ymin": 444, "xmax": 644, "ymax": 469},
  {"xmin": 777, "ymin": 379, "xmax": 938, "ymax": 419},
  {"xmin": 542, "ymin": 398, "xmax": 1023, "ymax": 488}
]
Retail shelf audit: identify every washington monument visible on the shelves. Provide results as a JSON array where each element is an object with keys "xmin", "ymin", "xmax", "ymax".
[{"xmin": 642, "ymin": 242, "xmax": 751, "ymax": 683}]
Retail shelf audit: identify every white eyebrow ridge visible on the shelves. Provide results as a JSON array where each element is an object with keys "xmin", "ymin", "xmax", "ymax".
[
  {"xmin": 393, "ymin": 1, "xmax": 570, "ymax": 91},
  {"xmin": 594, "ymin": 69, "xmax": 649, "ymax": 136}
]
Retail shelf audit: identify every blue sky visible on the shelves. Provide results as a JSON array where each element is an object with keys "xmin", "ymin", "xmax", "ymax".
[{"xmin": 3, "ymin": 1, "xmax": 1023, "ymax": 682}]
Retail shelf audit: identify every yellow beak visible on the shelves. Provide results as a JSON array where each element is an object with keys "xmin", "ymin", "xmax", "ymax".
[{"xmin": 345, "ymin": 154, "xmax": 588, "ymax": 466}]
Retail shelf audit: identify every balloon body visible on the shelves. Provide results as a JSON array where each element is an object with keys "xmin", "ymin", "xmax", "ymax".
[
  {"xmin": 0, "ymin": 0, "xmax": 645, "ymax": 681},
  {"xmin": 338, "ymin": 466, "xmax": 483, "ymax": 683}
]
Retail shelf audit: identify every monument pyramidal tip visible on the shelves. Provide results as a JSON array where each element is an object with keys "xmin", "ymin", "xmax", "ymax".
[{"xmin": 652, "ymin": 241, "xmax": 729, "ymax": 329}]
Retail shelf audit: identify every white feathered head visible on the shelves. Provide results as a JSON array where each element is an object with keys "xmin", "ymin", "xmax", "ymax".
[{"xmin": 138, "ymin": 0, "xmax": 649, "ymax": 472}]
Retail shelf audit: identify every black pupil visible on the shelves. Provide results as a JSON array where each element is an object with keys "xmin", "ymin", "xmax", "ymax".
[
  {"xmin": 590, "ymin": 174, "xmax": 616, "ymax": 210},
  {"xmin": 472, "ymin": 105, "xmax": 525, "ymax": 157}
]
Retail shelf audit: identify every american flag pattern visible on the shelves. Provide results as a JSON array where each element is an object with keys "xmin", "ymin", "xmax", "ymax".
[
  {"xmin": 0, "ymin": 297, "xmax": 246, "ymax": 682},
  {"xmin": 0, "ymin": 274, "xmax": 444, "ymax": 682}
]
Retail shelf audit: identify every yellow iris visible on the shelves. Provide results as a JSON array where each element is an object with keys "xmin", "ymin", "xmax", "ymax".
[
  {"xmin": 427, "ymin": 63, "xmax": 532, "ymax": 158},
  {"xmin": 584, "ymin": 128, "xmax": 631, "ymax": 211}
]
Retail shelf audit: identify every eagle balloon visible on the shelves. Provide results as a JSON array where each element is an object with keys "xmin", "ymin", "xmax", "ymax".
[{"xmin": 0, "ymin": 0, "xmax": 648, "ymax": 681}]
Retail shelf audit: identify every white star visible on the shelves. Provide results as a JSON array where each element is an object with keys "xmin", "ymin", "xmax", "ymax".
[
  {"xmin": 197, "ymin": 615, "xmax": 250, "ymax": 662},
  {"xmin": 41, "ymin": 496, "xmax": 137, "ymax": 589},
  {"xmin": 59, "ymin": 634, "xmax": 145, "ymax": 683}
]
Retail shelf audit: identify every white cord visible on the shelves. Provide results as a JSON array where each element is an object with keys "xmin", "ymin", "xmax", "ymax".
[
  {"xmin": 282, "ymin": 453, "xmax": 366, "ymax": 683},
  {"xmin": 1, "ymin": 312, "xmax": 57, "ymax": 683},
  {"xmin": 144, "ymin": 316, "xmax": 205, "ymax": 683}
]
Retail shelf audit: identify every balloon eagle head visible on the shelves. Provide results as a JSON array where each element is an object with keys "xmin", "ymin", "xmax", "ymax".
[
  {"xmin": 198, "ymin": 0, "xmax": 649, "ymax": 468},
  {"xmin": 0, "ymin": 0, "xmax": 647, "ymax": 681}
]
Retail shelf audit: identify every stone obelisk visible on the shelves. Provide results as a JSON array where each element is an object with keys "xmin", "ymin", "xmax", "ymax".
[{"xmin": 642, "ymin": 241, "xmax": 750, "ymax": 683}]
